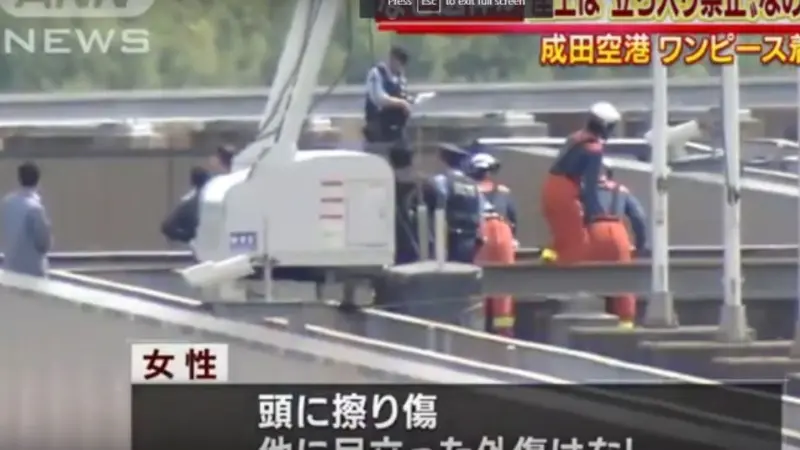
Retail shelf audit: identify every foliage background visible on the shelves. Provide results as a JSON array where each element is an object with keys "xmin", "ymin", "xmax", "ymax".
[{"xmin": 0, "ymin": 0, "xmax": 789, "ymax": 92}]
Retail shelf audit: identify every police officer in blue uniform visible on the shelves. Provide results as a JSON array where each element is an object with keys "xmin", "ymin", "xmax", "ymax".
[
  {"xmin": 364, "ymin": 46, "xmax": 413, "ymax": 168},
  {"xmin": 426, "ymin": 143, "xmax": 484, "ymax": 263}
]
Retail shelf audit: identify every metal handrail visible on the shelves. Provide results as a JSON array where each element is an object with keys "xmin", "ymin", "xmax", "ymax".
[
  {"xmin": 23, "ymin": 245, "xmax": 800, "ymax": 271},
  {"xmin": 4, "ymin": 76, "xmax": 800, "ymax": 122}
]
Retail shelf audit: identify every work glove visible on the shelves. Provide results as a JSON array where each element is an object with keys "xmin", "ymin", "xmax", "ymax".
[{"xmin": 540, "ymin": 248, "xmax": 558, "ymax": 263}]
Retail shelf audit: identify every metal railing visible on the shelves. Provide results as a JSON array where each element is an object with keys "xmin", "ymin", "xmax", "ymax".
[
  {"xmin": 2, "ymin": 76, "xmax": 799, "ymax": 122},
  {"xmin": 479, "ymin": 136, "xmax": 800, "ymax": 185},
  {"xmin": 30, "ymin": 248, "xmax": 800, "ymax": 303},
  {"xmin": 25, "ymin": 245, "xmax": 800, "ymax": 271}
]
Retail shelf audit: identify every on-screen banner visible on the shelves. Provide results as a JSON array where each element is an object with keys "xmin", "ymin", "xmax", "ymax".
[{"xmin": 131, "ymin": 383, "xmax": 783, "ymax": 450}]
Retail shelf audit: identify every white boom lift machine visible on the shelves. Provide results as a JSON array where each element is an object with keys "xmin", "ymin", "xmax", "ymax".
[{"xmin": 182, "ymin": 0, "xmax": 395, "ymax": 300}]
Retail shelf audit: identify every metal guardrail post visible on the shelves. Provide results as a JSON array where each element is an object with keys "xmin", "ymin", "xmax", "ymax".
[
  {"xmin": 434, "ymin": 208, "xmax": 447, "ymax": 267},
  {"xmin": 717, "ymin": 59, "xmax": 751, "ymax": 343},
  {"xmin": 792, "ymin": 67, "xmax": 800, "ymax": 357},
  {"xmin": 417, "ymin": 205, "xmax": 430, "ymax": 260},
  {"xmin": 415, "ymin": 125, "xmax": 430, "ymax": 261},
  {"xmin": 262, "ymin": 257, "xmax": 274, "ymax": 302},
  {"xmin": 644, "ymin": 47, "xmax": 678, "ymax": 328}
]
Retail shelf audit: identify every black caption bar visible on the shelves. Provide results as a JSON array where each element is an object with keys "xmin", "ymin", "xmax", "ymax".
[{"xmin": 131, "ymin": 384, "xmax": 782, "ymax": 450}]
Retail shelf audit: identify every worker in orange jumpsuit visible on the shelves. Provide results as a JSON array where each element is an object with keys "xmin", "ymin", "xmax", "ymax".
[
  {"xmin": 541, "ymin": 102, "xmax": 622, "ymax": 264},
  {"xmin": 586, "ymin": 165, "xmax": 647, "ymax": 328},
  {"xmin": 469, "ymin": 153, "xmax": 518, "ymax": 337}
]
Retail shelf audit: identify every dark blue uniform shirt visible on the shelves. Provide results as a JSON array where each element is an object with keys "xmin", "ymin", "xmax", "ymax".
[
  {"xmin": 594, "ymin": 180, "xmax": 647, "ymax": 250},
  {"xmin": 431, "ymin": 170, "xmax": 484, "ymax": 236},
  {"xmin": 549, "ymin": 130, "xmax": 604, "ymax": 222},
  {"xmin": 365, "ymin": 63, "xmax": 408, "ymax": 141},
  {"xmin": 480, "ymin": 182, "xmax": 518, "ymax": 237}
]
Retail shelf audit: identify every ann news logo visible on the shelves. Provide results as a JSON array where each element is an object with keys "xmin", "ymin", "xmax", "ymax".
[{"xmin": 0, "ymin": 0, "xmax": 155, "ymax": 18}]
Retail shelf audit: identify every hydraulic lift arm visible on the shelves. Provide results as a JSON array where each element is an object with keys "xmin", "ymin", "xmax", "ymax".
[
  {"xmin": 190, "ymin": 0, "xmax": 394, "ymax": 300},
  {"xmin": 233, "ymin": 0, "xmax": 346, "ymax": 170}
]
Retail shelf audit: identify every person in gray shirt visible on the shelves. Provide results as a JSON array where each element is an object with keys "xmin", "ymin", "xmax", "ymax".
[{"xmin": 1, "ymin": 161, "xmax": 52, "ymax": 277}]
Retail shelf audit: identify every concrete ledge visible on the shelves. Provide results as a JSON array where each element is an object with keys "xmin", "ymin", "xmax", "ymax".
[
  {"xmin": 483, "ymin": 258, "xmax": 800, "ymax": 300},
  {"xmin": 639, "ymin": 339, "xmax": 790, "ymax": 377},
  {"xmin": 569, "ymin": 326, "xmax": 723, "ymax": 363},
  {"xmin": 573, "ymin": 325, "xmax": 722, "ymax": 338},
  {"xmin": 642, "ymin": 340, "xmax": 789, "ymax": 356},
  {"xmin": 713, "ymin": 356, "xmax": 800, "ymax": 380},
  {"xmin": 548, "ymin": 313, "xmax": 618, "ymax": 346}
]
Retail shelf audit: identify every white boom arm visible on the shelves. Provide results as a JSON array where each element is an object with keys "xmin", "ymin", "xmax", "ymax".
[
  {"xmin": 190, "ymin": 0, "xmax": 395, "ymax": 299},
  {"xmin": 233, "ymin": 0, "xmax": 344, "ymax": 170}
]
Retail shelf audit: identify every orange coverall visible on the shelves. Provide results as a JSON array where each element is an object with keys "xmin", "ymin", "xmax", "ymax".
[
  {"xmin": 475, "ymin": 180, "xmax": 516, "ymax": 336},
  {"xmin": 585, "ymin": 179, "xmax": 644, "ymax": 323},
  {"xmin": 541, "ymin": 130, "xmax": 604, "ymax": 264}
]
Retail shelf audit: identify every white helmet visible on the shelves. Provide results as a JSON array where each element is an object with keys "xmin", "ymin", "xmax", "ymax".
[
  {"xmin": 470, "ymin": 153, "xmax": 499, "ymax": 170},
  {"xmin": 588, "ymin": 102, "xmax": 621, "ymax": 139},
  {"xmin": 590, "ymin": 102, "xmax": 621, "ymax": 125}
]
